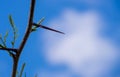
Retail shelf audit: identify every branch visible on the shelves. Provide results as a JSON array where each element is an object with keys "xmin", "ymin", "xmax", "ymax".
[
  {"xmin": 0, "ymin": 47, "xmax": 17, "ymax": 53},
  {"xmin": 18, "ymin": 0, "xmax": 36, "ymax": 55},
  {"xmin": 33, "ymin": 23, "xmax": 65, "ymax": 34},
  {"xmin": 12, "ymin": 0, "xmax": 36, "ymax": 77},
  {"xmin": 0, "ymin": 47, "xmax": 16, "ymax": 59}
]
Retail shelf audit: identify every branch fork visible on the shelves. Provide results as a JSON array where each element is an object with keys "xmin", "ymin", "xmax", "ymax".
[{"xmin": 0, "ymin": 0, "xmax": 64, "ymax": 77}]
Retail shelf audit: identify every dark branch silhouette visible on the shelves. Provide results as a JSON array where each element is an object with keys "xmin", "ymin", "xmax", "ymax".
[
  {"xmin": 0, "ymin": 47, "xmax": 17, "ymax": 52},
  {"xmin": 12, "ymin": 0, "xmax": 36, "ymax": 77},
  {"xmin": 0, "ymin": 0, "xmax": 64, "ymax": 77}
]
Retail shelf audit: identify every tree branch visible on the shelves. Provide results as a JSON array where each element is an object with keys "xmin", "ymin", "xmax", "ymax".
[
  {"xmin": 0, "ymin": 47, "xmax": 17, "ymax": 53},
  {"xmin": 12, "ymin": 0, "xmax": 36, "ymax": 77},
  {"xmin": 18, "ymin": 0, "xmax": 36, "ymax": 55},
  {"xmin": 0, "ymin": 47, "xmax": 16, "ymax": 59}
]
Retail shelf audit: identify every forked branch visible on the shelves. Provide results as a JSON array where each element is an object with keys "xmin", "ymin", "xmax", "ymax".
[
  {"xmin": 0, "ymin": 0, "xmax": 64, "ymax": 77},
  {"xmin": 12, "ymin": 0, "xmax": 36, "ymax": 77}
]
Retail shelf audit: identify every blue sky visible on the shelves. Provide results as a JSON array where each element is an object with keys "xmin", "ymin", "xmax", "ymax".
[{"xmin": 0, "ymin": 0, "xmax": 120, "ymax": 77}]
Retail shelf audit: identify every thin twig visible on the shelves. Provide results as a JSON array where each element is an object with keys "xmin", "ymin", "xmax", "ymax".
[
  {"xmin": 0, "ymin": 48, "xmax": 17, "ymax": 53},
  {"xmin": 0, "ymin": 36, "xmax": 7, "ymax": 47},
  {"xmin": 11, "ymin": 0, "xmax": 36, "ymax": 77},
  {"xmin": 0, "ymin": 47, "xmax": 16, "ymax": 59}
]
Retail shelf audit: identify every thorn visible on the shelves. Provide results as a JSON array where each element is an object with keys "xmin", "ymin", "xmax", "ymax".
[{"xmin": 32, "ymin": 23, "xmax": 65, "ymax": 34}]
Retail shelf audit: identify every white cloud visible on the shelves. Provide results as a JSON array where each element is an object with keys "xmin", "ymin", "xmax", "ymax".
[
  {"xmin": 42, "ymin": 9, "xmax": 119, "ymax": 77},
  {"xmin": 46, "ymin": 0, "xmax": 113, "ymax": 8}
]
